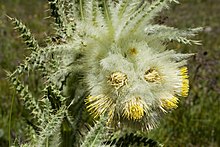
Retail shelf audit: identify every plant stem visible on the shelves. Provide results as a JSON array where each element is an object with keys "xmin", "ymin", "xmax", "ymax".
[{"xmin": 8, "ymin": 91, "xmax": 15, "ymax": 147}]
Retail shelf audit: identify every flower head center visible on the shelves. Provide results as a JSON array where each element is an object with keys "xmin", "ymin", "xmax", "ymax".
[
  {"xmin": 129, "ymin": 48, "xmax": 138, "ymax": 55},
  {"xmin": 128, "ymin": 104, "xmax": 144, "ymax": 120},
  {"xmin": 107, "ymin": 72, "xmax": 128, "ymax": 90},
  {"xmin": 123, "ymin": 97, "xmax": 144, "ymax": 120},
  {"xmin": 144, "ymin": 68, "xmax": 161, "ymax": 83}
]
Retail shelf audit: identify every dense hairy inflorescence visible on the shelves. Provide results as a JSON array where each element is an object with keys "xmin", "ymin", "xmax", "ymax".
[
  {"xmin": 8, "ymin": 0, "xmax": 201, "ymax": 146},
  {"xmin": 65, "ymin": 0, "xmax": 201, "ymax": 130}
]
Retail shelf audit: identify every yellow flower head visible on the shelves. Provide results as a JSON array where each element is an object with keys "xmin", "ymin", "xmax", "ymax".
[
  {"xmin": 161, "ymin": 96, "xmax": 179, "ymax": 109},
  {"xmin": 122, "ymin": 97, "xmax": 145, "ymax": 120},
  {"xmin": 85, "ymin": 95, "xmax": 113, "ymax": 118}
]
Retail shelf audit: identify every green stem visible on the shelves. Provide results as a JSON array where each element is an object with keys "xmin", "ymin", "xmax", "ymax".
[
  {"xmin": 8, "ymin": 91, "xmax": 15, "ymax": 147},
  {"xmin": 46, "ymin": 137, "xmax": 49, "ymax": 147},
  {"xmin": 80, "ymin": 0, "xmax": 84, "ymax": 20}
]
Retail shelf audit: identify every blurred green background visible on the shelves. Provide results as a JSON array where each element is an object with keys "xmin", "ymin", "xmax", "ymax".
[{"xmin": 0, "ymin": 0, "xmax": 219, "ymax": 146}]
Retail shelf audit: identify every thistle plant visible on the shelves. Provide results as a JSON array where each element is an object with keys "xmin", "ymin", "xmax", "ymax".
[{"xmin": 8, "ymin": 0, "xmax": 201, "ymax": 146}]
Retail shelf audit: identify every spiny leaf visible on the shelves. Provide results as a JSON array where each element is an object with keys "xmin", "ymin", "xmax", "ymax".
[
  {"xmin": 145, "ymin": 25, "xmax": 203, "ymax": 44},
  {"xmin": 7, "ymin": 73, "xmax": 43, "ymax": 123},
  {"xmin": 7, "ymin": 16, "xmax": 39, "ymax": 51},
  {"xmin": 37, "ymin": 106, "xmax": 66, "ymax": 146},
  {"xmin": 81, "ymin": 115, "xmax": 110, "ymax": 147}
]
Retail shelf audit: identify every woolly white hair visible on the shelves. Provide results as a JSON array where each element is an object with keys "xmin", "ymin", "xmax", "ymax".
[{"xmin": 52, "ymin": 0, "xmax": 201, "ymax": 131}]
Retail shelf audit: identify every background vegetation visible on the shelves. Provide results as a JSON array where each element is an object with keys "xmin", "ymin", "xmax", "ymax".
[{"xmin": 0, "ymin": 0, "xmax": 219, "ymax": 146}]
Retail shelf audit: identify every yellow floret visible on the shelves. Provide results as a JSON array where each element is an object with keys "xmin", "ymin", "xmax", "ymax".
[
  {"xmin": 107, "ymin": 72, "xmax": 128, "ymax": 90},
  {"xmin": 180, "ymin": 67, "xmax": 189, "ymax": 97},
  {"xmin": 123, "ymin": 97, "xmax": 144, "ymax": 120},
  {"xmin": 85, "ymin": 95, "xmax": 113, "ymax": 118},
  {"xmin": 144, "ymin": 68, "xmax": 162, "ymax": 83},
  {"xmin": 161, "ymin": 96, "xmax": 179, "ymax": 109}
]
